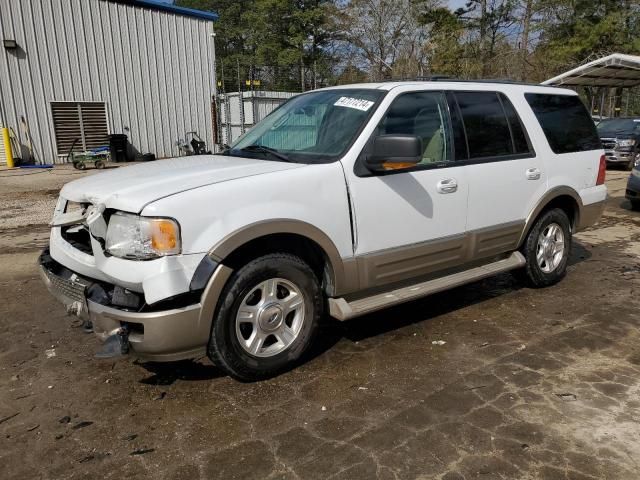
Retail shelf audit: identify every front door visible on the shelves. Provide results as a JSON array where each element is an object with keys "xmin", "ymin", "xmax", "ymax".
[{"xmin": 347, "ymin": 90, "xmax": 469, "ymax": 289}]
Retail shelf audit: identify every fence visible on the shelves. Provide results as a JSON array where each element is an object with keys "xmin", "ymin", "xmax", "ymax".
[{"xmin": 215, "ymin": 90, "xmax": 298, "ymax": 147}]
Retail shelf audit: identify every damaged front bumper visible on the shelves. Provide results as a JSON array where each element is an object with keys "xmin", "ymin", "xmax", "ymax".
[{"xmin": 39, "ymin": 249, "xmax": 231, "ymax": 362}]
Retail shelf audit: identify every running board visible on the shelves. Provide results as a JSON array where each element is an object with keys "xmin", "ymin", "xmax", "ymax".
[{"xmin": 328, "ymin": 252, "xmax": 525, "ymax": 321}]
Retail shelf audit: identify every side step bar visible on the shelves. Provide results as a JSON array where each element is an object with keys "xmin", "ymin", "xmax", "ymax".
[{"xmin": 328, "ymin": 252, "xmax": 525, "ymax": 321}]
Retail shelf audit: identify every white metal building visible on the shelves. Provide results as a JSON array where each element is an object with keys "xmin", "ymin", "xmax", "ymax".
[{"xmin": 0, "ymin": 0, "xmax": 218, "ymax": 165}]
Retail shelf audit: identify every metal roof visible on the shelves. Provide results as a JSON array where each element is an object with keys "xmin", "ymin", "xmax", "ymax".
[
  {"xmin": 542, "ymin": 53, "xmax": 640, "ymax": 88},
  {"xmin": 111, "ymin": 0, "xmax": 219, "ymax": 21}
]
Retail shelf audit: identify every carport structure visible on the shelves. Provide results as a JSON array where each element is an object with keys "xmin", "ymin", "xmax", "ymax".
[{"xmin": 542, "ymin": 53, "xmax": 640, "ymax": 118}]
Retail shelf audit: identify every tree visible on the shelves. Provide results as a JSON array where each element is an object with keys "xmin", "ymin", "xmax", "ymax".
[
  {"xmin": 455, "ymin": 0, "xmax": 518, "ymax": 77},
  {"xmin": 537, "ymin": 0, "xmax": 640, "ymax": 68},
  {"xmin": 418, "ymin": 7, "xmax": 466, "ymax": 77},
  {"xmin": 177, "ymin": 0, "xmax": 338, "ymax": 91},
  {"xmin": 333, "ymin": 0, "xmax": 438, "ymax": 81}
]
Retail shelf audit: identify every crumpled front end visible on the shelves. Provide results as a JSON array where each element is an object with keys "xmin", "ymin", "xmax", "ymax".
[{"xmin": 40, "ymin": 195, "xmax": 230, "ymax": 361}]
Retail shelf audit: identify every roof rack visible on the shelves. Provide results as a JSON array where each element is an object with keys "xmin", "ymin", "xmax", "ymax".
[{"xmin": 381, "ymin": 77, "xmax": 555, "ymax": 87}]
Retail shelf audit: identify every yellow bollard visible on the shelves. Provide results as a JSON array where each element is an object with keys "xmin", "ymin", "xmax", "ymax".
[{"xmin": 1, "ymin": 127, "xmax": 14, "ymax": 168}]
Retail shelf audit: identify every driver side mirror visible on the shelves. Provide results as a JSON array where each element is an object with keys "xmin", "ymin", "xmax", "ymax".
[{"xmin": 365, "ymin": 135, "xmax": 422, "ymax": 172}]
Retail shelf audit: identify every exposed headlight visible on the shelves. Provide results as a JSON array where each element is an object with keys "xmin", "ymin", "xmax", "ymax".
[
  {"xmin": 618, "ymin": 139, "xmax": 636, "ymax": 147},
  {"xmin": 105, "ymin": 212, "xmax": 181, "ymax": 259}
]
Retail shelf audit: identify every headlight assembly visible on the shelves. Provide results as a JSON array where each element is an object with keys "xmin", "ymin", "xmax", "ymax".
[
  {"xmin": 617, "ymin": 139, "xmax": 636, "ymax": 148},
  {"xmin": 105, "ymin": 212, "xmax": 181, "ymax": 259}
]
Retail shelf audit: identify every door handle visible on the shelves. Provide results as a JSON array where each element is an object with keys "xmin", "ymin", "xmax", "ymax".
[
  {"xmin": 437, "ymin": 178, "xmax": 458, "ymax": 194},
  {"xmin": 526, "ymin": 168, "xmax": 541, "ymax": 180}
]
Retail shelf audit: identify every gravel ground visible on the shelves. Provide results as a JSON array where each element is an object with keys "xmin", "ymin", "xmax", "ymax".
[
  {"xmin": 0, "ymin": 164, "xmax": 96, "ymax": 228},
  {"xmin": 0, "ymin": 166, "xmax": 639, "ymax": 480}
]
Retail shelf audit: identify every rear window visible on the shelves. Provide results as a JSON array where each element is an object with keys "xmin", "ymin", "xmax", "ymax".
[{"xmin": 525, "ymin": 93, "xmax": 601, "ymax": 154}]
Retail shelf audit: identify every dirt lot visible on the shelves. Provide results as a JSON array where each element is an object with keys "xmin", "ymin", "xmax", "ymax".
[{"xmin": 1, "ymin": 165, "xmax": 639, "ymax": 480}]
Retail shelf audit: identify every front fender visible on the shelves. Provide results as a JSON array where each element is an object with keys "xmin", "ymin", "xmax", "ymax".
[{"xmin": 142, "ymin": 162, "xmax": 355, "ymax": 292}]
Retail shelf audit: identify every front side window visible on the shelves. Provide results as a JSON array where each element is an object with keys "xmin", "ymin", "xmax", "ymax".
[
  {"xmin": 228, "ymin": 89, "xmax": 385, "ymax": 164},
  {"xmin": 375, "ymin": 91, "xmax": 452, "ymax": 166},
  {"xmin": 525, "ymin": 93, "xmax": 601, "ymax": 154},
  {"xmin": 455, "ymin": 92, "xmax": 513, "ymax": 159}
]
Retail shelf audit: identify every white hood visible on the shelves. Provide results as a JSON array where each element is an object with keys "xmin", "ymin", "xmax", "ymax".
[{"xmin": 60, "ymin": 155, "xmax": 304, "ymax": 212}]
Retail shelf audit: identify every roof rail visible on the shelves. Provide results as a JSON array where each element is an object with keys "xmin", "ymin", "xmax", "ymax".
[{"xmin": 381, "ymin": 77, "xmax": 555, "ymax": 87}]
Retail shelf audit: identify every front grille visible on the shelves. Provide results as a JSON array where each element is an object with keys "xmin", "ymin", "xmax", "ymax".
[
  {"xmin": 42, "ymin": 262, "xmax": 88, "ymax": 303},
  {"xmin": 601, "ymin": 138, "xmax": 617, "ymax": 150}
]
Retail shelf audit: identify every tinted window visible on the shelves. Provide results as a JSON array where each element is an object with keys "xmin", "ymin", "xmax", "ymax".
[
  {"xmin": 525, "ymin": 93, "xmax": 601, "ymax": 154},
  {"xmin": 446, "ymin": 92, "xmax": 469, "ymax": 160},
  {"xmin": 376, "ymin": 91, "xmax": 452, "ymax": 165},
  {"xmin": 500, "ymin": 93, "xmax": 531, "ymax": 154},
  {"xmin": 455, "ymin": 92, "xmax": 512, "ymax": 158}
]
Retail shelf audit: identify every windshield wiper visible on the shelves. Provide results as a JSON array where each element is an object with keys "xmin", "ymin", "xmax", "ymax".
[{"xmin": 238, "ymin": 144, "xmax": 292, "ymax": 163}]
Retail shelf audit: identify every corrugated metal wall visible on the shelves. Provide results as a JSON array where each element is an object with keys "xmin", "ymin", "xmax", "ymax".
[{"xmin": 0, "ymin": 0, "xmax": 216, "ymax": 163}]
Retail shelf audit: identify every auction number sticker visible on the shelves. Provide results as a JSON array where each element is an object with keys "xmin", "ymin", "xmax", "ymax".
[{"xmin": 334, "ymin": 96, "xmax": 375, "ymax": 111}]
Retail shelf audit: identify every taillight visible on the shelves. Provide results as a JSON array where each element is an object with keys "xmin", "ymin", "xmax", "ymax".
[{"xmin": 596, "ymin": 154, "xmax": 606, "ymax": 185}]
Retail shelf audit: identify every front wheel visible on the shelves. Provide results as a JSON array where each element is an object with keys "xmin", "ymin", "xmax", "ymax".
[
  {"xmin": 516, "ymin": 208, "xmax": 571, "ymax": 288},
  {"xmin": 207, "ymin": 253, "xmax": 322, "ymax": 381}
]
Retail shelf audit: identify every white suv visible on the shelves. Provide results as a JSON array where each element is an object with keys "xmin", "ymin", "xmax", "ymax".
[{"xmin": 41, "ymin": 81, "xmax": 606, "ymax": 380}]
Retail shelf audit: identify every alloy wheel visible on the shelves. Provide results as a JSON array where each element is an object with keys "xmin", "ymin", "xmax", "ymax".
[{"xmin": 235, "ymin": 278, "xmax": 305, "ymax": 358}]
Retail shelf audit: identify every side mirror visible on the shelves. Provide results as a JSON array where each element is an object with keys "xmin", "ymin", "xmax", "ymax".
[{"xmin": 365, "ymin": 135, "xmax": 422, "ymax": 172}]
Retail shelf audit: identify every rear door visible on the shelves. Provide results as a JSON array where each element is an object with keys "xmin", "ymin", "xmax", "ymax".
[{"xmin": 453, "ymin": 90, "xmax": 545, "ymax": 258}]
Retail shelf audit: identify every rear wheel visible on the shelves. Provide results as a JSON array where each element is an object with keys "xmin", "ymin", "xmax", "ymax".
[
  {"xmin": 517, "ymin": 208, "xmax": 571, "ymax": 288},
  {"xmin": 207, "ymin": 253, "xmax": 322, "ymax": 381}
]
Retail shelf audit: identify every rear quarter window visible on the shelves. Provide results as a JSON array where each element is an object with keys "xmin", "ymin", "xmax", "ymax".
[{"xmin": 525, "ymin": 93, "xmax": 601, "ymax": 154}]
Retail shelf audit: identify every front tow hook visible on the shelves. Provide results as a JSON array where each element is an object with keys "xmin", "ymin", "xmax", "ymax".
[{"xmin": 95, "ymin": 326, "xmax": 130, "ymax": 359}]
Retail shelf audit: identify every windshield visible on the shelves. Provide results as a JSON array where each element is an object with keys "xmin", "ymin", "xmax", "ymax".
[
  {"xmin": 597, "ymin": 118, "xmax": 640, "ymax": 134},
  {"xmin": 227, "ymin": 89, "xmax": 386, "ymax": 164}
]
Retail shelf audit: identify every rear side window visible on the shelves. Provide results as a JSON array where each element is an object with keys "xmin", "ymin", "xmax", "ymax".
[
  {"xmin": 455, "ymin": 92, "xmax": 512, "ymax": 158},
  {"xmin": 525, "ymin": 93, "xmax": 601, "ymax": 154}
]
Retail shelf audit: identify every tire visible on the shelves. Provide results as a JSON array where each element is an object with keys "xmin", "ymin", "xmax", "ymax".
[
  {"xmin": 516, "ymin": 208, "xmax": 571, "ymax": 288},
  {"xmin": 73, "ymin": 161, "xmax": 85, "ymax": 170},
  {"xmin": 95, "ymin": 160, "xmax": 105, "ymax": 169},
  {"xmin": 207, "ymin": 253, "xmax": 322, "ymax": 381}
]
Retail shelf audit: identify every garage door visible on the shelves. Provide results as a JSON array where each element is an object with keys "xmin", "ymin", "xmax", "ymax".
[{"xmin": 51, "ymin": 102, "xmax": 109, "ymax": 157}]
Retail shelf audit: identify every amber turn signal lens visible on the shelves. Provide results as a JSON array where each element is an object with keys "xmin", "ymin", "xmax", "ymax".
[
  {"xmin": 150, "ymin": 219, "xmax": 180, "ymax": 253},
  {"xmin": 382, "ymin": 162, "xmax": 415, "ymax": 170}
]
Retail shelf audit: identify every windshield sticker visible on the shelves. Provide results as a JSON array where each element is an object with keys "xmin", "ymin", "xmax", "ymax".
[{"xmin": 334, "ymin": 96, "xmax": 375, "ymax": 111}]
